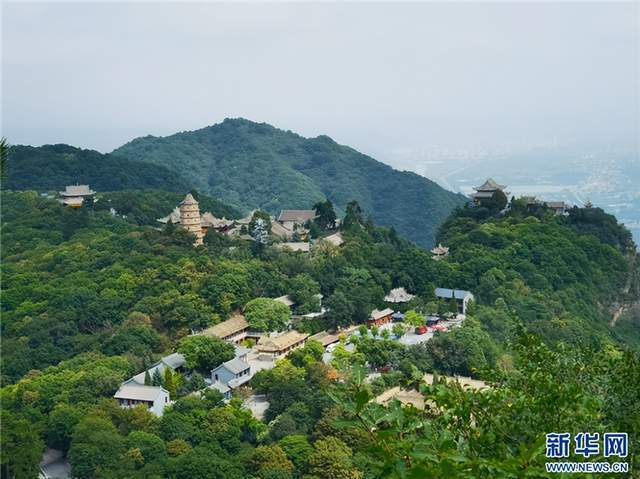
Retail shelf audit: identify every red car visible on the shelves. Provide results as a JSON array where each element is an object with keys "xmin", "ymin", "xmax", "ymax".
[{"xmin": 415, "ymin": 326, "xmax": 428, "ymax": 335}]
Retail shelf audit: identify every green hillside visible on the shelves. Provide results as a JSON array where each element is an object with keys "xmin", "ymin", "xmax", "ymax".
[
  {"xmin": 113, "ymin": 118, "xmax": 467, "ymax": 247},
  {"xmin": 3, "ymin": 144, "xmax": 192, "ymax": 193},
  {"xmin": 2, "ymin": 189, "xmax": 639, "ymax": 477}
]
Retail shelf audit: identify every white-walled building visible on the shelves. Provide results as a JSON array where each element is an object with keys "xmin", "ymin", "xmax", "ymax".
[
  {"xmin": 435, "ymin": 288, "xmax": 475, "ymax": 315},
  {"xmin": 114, "ymin": 384, "xmax": 170, "ymax": 416}
]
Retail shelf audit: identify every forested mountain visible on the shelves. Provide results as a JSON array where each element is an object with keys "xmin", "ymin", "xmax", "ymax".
[
  {"xmin": 3, "ymin": 144, "xmax": 192, "ymax": 193},
  {"xmin": 112, "ymin": 118, "xmax": 467, "ymax": 247},
  {"xmin": 2, "ymin": 189, "xmax": 638, "ymax": 478}
]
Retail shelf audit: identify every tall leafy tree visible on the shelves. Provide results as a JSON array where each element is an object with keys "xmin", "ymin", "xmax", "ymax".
[
  {"xmin": 0, "ymin": 411, "xmax": 44, "ymax": 479},
  {"xmin": 177, "ymin": 335, "xmax": 235, "ymax": 372},
  {"xmin": 326, "ymin": 291, "xmax": 355, "ymax": 329},
  {"xmin": 342, "ymin": 200, "xmax": 364, "ymax": 231},
  {"xmin": 313, "ymin": 200, "xmax": 337, "ymax": 229},
  {"xmin": 289, "ymin": 273, "xmax": 321, "ymax": 314},
  {"xmin": 249, "ymin": 445, "xmax": 294, "ymax": 478},
  {"xmin": 0, "ymin": 137, "xmax": 9, "ymax": 181},
  {"xmin": 244, "ymin": 297, "xmax": 290, "ymax": 332},
  {"xmin": 152, "ymin": 368, "xmax": 163, "ymax": 386},
  {"xmin": 68, "ymin": 415, "xmax": 127, "ymax": 479},
  {"xmin": 164, "ymin": 368, "xmax": 177, "ymax": 399},
  {"xmin": 307, "ymin": 436, "xmax": 363, "ymax": 479}
]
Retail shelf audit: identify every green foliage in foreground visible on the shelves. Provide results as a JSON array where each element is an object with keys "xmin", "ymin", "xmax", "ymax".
[
  {"xmin": 3, "ymin": 330, "xmax": 638, "ymax": 478},
  {"xmin": 333, "ymin": 333, "xmax": 640, "ymax": 478},
  {"xmin": 112, "ymin": 118, "xmax": 467, "ymax": 247}
]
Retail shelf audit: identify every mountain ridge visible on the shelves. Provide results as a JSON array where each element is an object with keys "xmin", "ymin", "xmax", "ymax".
[
  {"xmin": 112, "ymin": 118, "xmax": 467, "ymax": 247},
  {"xmin": 4, "ymin": 144, "xmax": 192, "ymax": 193}
]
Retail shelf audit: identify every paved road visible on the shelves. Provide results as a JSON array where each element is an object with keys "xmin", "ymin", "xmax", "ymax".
[{"xmin": 39, "ymin": 449, "xmax": 71, "ymax": 479}]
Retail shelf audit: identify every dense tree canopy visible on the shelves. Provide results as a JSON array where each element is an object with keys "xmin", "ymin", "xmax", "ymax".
[
  {"xmin": 1, "ymin": 187, "xmax": 638, "ymax": 478},
  {"xmin": 313, "ymin": 200, "xmax": 337, "ymax": 230},
  {"xmin": 3, "ymin": 144, "xmax": 192, "ymax": 193},
  {"xmin": 244, "ymin": 298, "xmax": 291, "ymax": 332},
  {"xmin": 112, "ymin": 118, "xmax": 467, "ymax": 247}
]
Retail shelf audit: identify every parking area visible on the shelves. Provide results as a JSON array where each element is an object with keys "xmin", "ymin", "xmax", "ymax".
[
  {"xmin": 243, "ymin": 394, "xmax": 270, "ymax": 420},
  {"xmin": 397, "ymin": 328, "xmax": 434, "ymax": 345},
  {"xmin": 246, "ymin": 350, "xmax": 276, "ymax": 374},
  {"xmin": 361, "ymin": 314, "xmax": 465, "ymax": 347}
]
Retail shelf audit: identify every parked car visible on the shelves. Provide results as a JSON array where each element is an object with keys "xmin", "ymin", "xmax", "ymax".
[
  {"xmin": 415, "ymin": 325, "xmax": 428, "ymax": 335},
  {"xmin": 426, "ymin": 316, "xmax": 439, "ymax": 326}
]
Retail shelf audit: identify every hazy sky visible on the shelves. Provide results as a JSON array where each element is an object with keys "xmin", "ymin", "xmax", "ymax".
[{"xmin": 2, "ymin": 1, "xmax": 638, "ymax": 160}]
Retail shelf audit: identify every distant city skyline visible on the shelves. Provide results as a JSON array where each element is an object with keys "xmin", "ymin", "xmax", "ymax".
[{"xmin": 2, "ymin": 2, "xmax": 638, "ymax": 165}]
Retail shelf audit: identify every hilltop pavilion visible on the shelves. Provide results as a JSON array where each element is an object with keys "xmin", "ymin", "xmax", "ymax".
[{"xmin": 470, "ymin": 179, "xmax": 509, "ymax": 205}]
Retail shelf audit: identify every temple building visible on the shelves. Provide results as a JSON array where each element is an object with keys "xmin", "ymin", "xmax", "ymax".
[
  {"xmin": 277, "ymin": 210, "xmax": 317, "ymax": 231},
  {"xmin": 201, "ymin": 313, "xmax": 250, "ymax": 343},
  {"xmin": 471, "ymin": 179, "xmax": 509, "ymax": 205},
  {"xmin": 520, "ymin": 196, "xmax": 569, "ymax": 216},
  {"xmin": 59, "ymin": 184, "xmax": 96, "ymax": 208},
  {"xmin": 256, "ymin": 330, "xmax": 309, "ymax": 359},
  {"xmin": 545, "ymin": 201, "xmax": 569, "ymax": 216},
  {"xmin": 367, "ymin": 308, "xmax": 394, "ymax": 327},
  {"xmin": 201, "ymin": 212, "xmax": 235, "ymax": 233},
  {"xmin": 320, "ymin": 231, "xmax": 345, "ymax": 247},
  {"xmin": 430, "ymin": 243, "xmax": 450, "ymax": 260},
  {"xmin": 384, "ymin": 287, "xmax": 415, "ymax": 303},
  {"xmin": 157, "ymin": 193, "xmax": 238, "ymax": 246},
  {"xmin": 275, "ymin": 242, "xmax": 311, "ymax": 253},
  {"xmin": 210, "ymin": 357, "xmax": 252, "ymax": 400}
]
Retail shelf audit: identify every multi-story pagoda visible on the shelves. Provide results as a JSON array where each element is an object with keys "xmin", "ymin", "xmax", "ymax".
[
  {"xmin": 470, "ymin": 178, "xmax": 509, "ymax": 205},
  {"xmin": 158, "ymin": 194, "xmax": 238, "ymax": 245},
  {"xmin": 59, "ymin": 184, "xmax": 96, "ymax": 208},
  {"xmin": 178, "ymin": 193, "xmax": 205, "ymax": 246}
]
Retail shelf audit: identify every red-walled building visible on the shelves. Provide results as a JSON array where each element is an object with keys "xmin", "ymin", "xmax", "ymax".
[{"xmin": 367, "ymin": 308, "xmax": 394, "ymax": 327}]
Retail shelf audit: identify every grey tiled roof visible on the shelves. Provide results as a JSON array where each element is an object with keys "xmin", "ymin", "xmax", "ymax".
[
  {"xmin": 435, "ymin": 288, "xmax": 473, "ymax": 300},
  {"xmin": 214, "ymin": 357, "xmax": 250, "ymax": 375},
  {"xmin": 277, "ymin": 210, "xmax": 316, "ymax": 223},
  {"xmin": 114, "ymin": 384, "xmax": 166, "ymax": 401},
  {"xmin": 60, "ymin": 184, "xmax": 95, "ymax": 196},
  {"xmin": 162, "ymin": 353, "xmax": 186, "ymax": 370}
]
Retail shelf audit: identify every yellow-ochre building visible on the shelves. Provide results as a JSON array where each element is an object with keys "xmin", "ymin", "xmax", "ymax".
[{"xmin": 178, "ymin": 193, "xmax": 205, "ymax": 246}]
